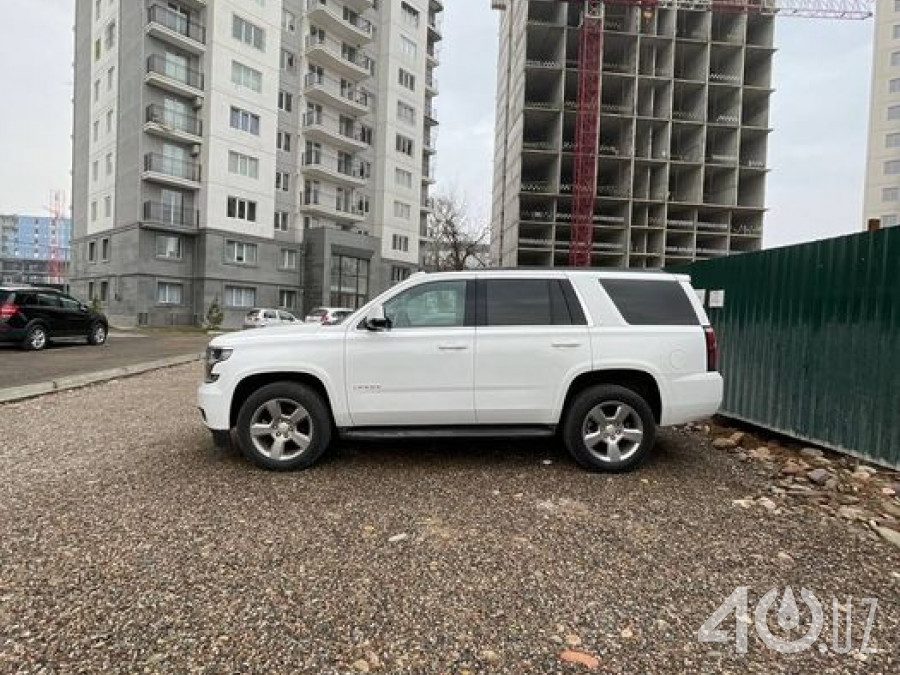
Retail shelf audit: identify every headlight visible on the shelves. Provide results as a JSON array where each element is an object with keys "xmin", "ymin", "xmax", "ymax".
[{"xmin": 204, "ymin": 347, "xmax": 233, "ymax": 383}]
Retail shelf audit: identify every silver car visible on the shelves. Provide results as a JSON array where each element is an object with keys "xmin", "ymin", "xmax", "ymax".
[{"xmin": 243, "ymin": 308, "xmax": 298, "ymax": 329}]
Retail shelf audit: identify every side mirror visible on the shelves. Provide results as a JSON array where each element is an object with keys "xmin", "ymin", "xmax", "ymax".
[{"xmin": 365, "ymin": 305, "xmax": 390, "ymax": 332}]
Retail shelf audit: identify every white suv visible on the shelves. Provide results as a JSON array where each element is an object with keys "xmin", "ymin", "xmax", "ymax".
[{"xmin": 198, "ymin": 270, "xmax": 722, "ymax": 472}]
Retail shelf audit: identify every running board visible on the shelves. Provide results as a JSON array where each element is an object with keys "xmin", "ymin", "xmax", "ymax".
[{"xmin": 339, "ymin": 425, "xmax": 556, "ymax": 440}]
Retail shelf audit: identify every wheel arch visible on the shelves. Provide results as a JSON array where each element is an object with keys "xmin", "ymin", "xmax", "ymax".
[
  {"xmin": 560, "ymin": 369, "xmax": 663, "ymax": 425},
  {"xmin": 229, "ymin": 371, "xmax": 337, "ymax": 429}
]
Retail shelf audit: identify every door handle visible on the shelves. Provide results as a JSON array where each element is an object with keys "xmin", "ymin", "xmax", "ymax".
[
  {"xmin": 438, "ymin": 344, "xmax": 468, "ymax": 351},
  {"xmin": 551, "ymin": 342, "xmax": 582, "ymax": 348}
]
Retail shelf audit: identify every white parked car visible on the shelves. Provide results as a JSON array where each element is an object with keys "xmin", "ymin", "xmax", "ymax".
[
  {"xmin": 243, "ymin": 308, "xmax": 298, "ymax": 330},
  {"xmin": 304, "ymin": 306, "xmax": 355, "ymax": 325},
  {"xmin": 199, "ymin": 270, "xmax": 723, "ymax": 472}
]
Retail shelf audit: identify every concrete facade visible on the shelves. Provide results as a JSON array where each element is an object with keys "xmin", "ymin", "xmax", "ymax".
[
  {"xmin": 71, "ymin": 0, "xmax": 441, "ymax": 327},
  {"xmin": 491, "ymin": 2, "xmax": 772, "ymax": 269},
  {"xmin": 864, "ymin": 0, "xmax": 900, "ymax": 229}
]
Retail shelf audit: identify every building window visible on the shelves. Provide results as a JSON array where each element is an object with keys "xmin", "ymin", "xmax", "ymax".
[
  {"xmin": 105, "ymin": 153, "xmax": 113, "ymax": 175},
  {"xmin": 278, "ymin": 90, "xmax": 293, "ymax": 111},
  {"xmin": 391, "ymin": 266, "xmax": 411, "ymax": 284},
  {"xmin": 279, "ymin": 249, "xmax": 297, "ymax": 269},
  {"xmin": 233, "ymin": 15, "xmax": 265, "ymax": 50},
  {"xmin": 885, "ymin": 160, "xmax": 900, "ymax": 174},
  {"xmin": 883, "ymin": 187, "xmax": 900, "ymax": 202},
  {"xmin": 229, "ymin": 107, "xmax": 260, "ymax": 135},
  {"xmin": 894, "ymin": 25, "xmax": 900, "ymax": 39},
  {"xmin": 231, "ymin": 61, "xmax": 262, "ymax": 92},
  {"xmin": 330, "ymin": 255, "xmax": 369, "ymax": 309},
  {"xmin": 398, "ymin": 68, "xmax": 415, "ymax": 91},
  {"xmin": 226, "ymin": 197, "xmax": 258, "ymax": 222},
  {"xmin": 88, "ymin": 241, "xmax": 97, "ymax": 262},
  {"xmin": 401, "ymin": 2, "xmax": 419, "ymax": 27},
  {"xmin": 397, "ymin": 101, "xmax": 416, "ymax": 124},
  {"xmin": 104, "ymin": 21, "xmax": 116, "ymax": 50},
  {"xmin": 274, "ymin": 211, "xmax": 290, "ymax": 231},
  {"xmin": 92, "ymin": 160, "xmax": 99, "ymax": 182},
  {"xmin": 157, "ymin": 282, "xmax": 183, "ymax": 305},
  {"xmin": 94, "ymin": 79, "xmax": 100, "ymax": 102},
  {"xmin": 400, "ymin": 36, "xmax": 417, "ymax": 60},
  {"xmin": 225, "ymin": 285, "xmax": 256, "ymax": 308},
  {"xmin": 155, "ymin": 234, "xmax": 183, "ymax": 259},
  {"xmin": 395, "ymin": 167, "xmax": 413, "ymax": 188},
  {"xmin": 93, "ymin": 121, "xmax": 99, "ymax": 142},
  {"xmin": 280, "ymin": 49, "xmax": 296, "ymax": 71},
  {"xmin": 107, "ymin": 66, "xmax": 115, "ymax": 90},
  {"xmin": 278, "ymin": 289, "xmax": 297, "ymax": 309},
  {"xmin": 94, "ymin": 39, "xmax": 101, "ymax": 61},
  {"xmin": 889, "ymin": 105, "xmax": 900, "ymax": 120},
  {"xmin": 95, "ymin": 0, "xmax": 101, "ymax": 19},
  {"xmin": 228, "ymin": 151, "xmax": 259, "ymax": 178},
  {"xmin": 276, "ymin": 171, "xmax": 290, "ymax": 191},
  {"xmin": 892, "ymin": 52, "xmax": 900, "ymax": 67},
  {"xmin": 277, "ymin": 131, "xmax": 292, "ymax": 152},
  {"xmin": 282, "ymin": 9, "xmax": 296, "ymax": 32},
  {"xmin": 883, "ymin": 214, "xmax": 899, "ymax": 227},
  {"xmin": 106, "ymin": 109, "xmax": 114, "ymax": 133},
  {"xmin": 99, "ymin": 280, "xmax": 109, "ymax": 302},
  {"xmin": 103, "ymin": 196, "xmax": 111, "ymax": 219},
  {"xmin": 887, "ymin": 132, "xmax": 900, "ymax": 148},
  {"xmin": 359, "ymin": 125, "xmax": 373, "ymax": 145},
  {"xmin": 393, "ymin": 201, "xmax": 412, "ymax": 220},
  {"xmin": 391, "ymin": 234, "xmax": 410, "ymax": 252},
  {"xmin": 396, "ymin": 134, "xmax": 414, "ymax": 156},
  {"xmin": 225, "ymin": 240, "xmax": 258, "ymax": 264},
  {"xmin": 88, "ymin": 281, "xmax": 95, "ymax": 299},
  {"xmin": 90, "ymin": 201, "xmax": 98, "ymax": 222}
]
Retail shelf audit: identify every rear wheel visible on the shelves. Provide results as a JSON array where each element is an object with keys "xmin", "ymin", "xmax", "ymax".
[
  {"xmin": 562, "ymin": 384, "xmax": 656, "ymax": 472},
  {"xmin": 23, "ymin": 325, "xmax": 48, "ymax": 351},
  {"xmin": 87, "ymin": 322, "xmax": 107, "ymax": 345},
  {"xmin": 235, "ymin": 382, "xmax": 332, "ymax": 471}
]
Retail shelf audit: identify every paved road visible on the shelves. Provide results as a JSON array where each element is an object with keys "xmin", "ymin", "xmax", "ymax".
[
  {"xmin": 0, "ymin": 365, "xmax": 897, "ymax": 673},
  {"xmin": 0, "ymin": 331, "xmax": 211, "ymax": 388}
]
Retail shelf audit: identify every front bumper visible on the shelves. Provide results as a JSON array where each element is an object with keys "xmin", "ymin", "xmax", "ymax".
[{"xmin": 197, "ymin": 382, "xmax": 230, "ymax": 431}]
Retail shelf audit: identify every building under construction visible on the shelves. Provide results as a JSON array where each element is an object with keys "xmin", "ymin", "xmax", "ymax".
[{"xmin": 491, "ymin": 1, "xmax": 774, "ymax": 268}]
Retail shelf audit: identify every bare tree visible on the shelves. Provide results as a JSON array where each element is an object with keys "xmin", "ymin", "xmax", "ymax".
[{"xmin": 424, "ymin": 194, "xmax": 490, "ymax": 271}]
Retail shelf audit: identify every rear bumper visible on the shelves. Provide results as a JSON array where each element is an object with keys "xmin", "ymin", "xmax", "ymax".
[
  {"xmin": 661, "ymin": 372, "xmax": 723, "ymax": 426},
  {"xmin": 0, "ymin": 325, "xmax": 26, "ymax": 342}
]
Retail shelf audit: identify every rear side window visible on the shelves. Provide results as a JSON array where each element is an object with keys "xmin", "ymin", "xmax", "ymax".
[
  {"xmin": 0, "ymin": 290, "xmax": 14, "ymax": 304},
  {"xmin": 36, "ymin": 293, "xmax": 61, "ymax": 308},
  {"xmin": 600, "ymin": 279, "xmax": 699, "ymax": 326},
  {"xmin": 482, "ymin": 279, "xmax": 580, "ymax": 326}
]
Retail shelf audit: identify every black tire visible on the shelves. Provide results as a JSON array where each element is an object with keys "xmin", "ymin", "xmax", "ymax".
[
  {"xmin": 23, "ymin": 324, "xmax": 48, "ymax": 351},
  {"xmin": 87, "ymin": 322, "xmax": 107, "ymax": 345},
  {"xmin": 562, "ymin": 384, "xmax": 657, "ymax": 473},
  {"xmin": 235, "ymin": 382, "xmax": 332, "ymax": 471}
]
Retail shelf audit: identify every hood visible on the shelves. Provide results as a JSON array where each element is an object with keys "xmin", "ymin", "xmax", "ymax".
[{"xmin": 209, "ymin": 322, "xmax": 334, "ymax": 348}]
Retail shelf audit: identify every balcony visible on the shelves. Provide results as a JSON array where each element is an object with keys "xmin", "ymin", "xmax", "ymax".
[
  {"xmin": 146, "ymin": 4, "xmax": 206, "ymax": 54},
  {"xmin": 304, "ymin": 35, "xmax": 372, "ymax": 81},
  {"xmin": 420, "ymin": 197, "xmax": 434, "ymax": 213},
  {"xmin": 422, "ymin": 160, "xmax": 437, "ymax": 184},
  {"xmin": 301, "ymin": 190, "xmax": 366, "ymax": 222},
  {"xmin": 302, "ymin": 111, "xmax": 369, "ymax": 152},
  {"xmin": 301, "ymin": 151, "xmax": 367, "ymax": 187},
  {"xmin": 427, "ymin": 43, "xmax": 441, "ymax": 65},
  {"xmin": 423, "ymin": 132, "xmax": 437, "ymax": 154},
  {"xmin": 303, "ymin": 72, "xmax": 370, "ymax": 115},
  {"xmin": 425, "ymin": 71, "xmax": 439, "ymax": 94},
  {"xmin": 342, "ymin": 0, "xmax": 375, "ymax": 12},
  {"xmin": 146, "ymin": 54, "xmax": 204, "ymax": 99},
  {"xmin": 142, "ymin": 152, "xmax": 201, "ymax": 189},
  {"xmin": 305, "ymin": 0, "xmax": 374, "ymax": 44},
  {"xmin": 142, "ymin": 200, "xmax": 199, "ymax": 231},
  {"xmin": 144, "ymin": 104, "xmax": 202, "ymax": 142},
  {"xmin": 428, "ymin": 12, "xmax": 443, "ymax": 39},
  {"xmin": 424, "ymin": 102, "xmax": 438, "ymax": 125}
]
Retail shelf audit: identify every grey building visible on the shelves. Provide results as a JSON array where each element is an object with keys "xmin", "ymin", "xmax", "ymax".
[
  {"xmin": 491, "ymin": 2, "xmax": 772, "ymax": 268},
  {"xmin": 71, "ymin": 0, "xmax": 441, "ymax": 327}
]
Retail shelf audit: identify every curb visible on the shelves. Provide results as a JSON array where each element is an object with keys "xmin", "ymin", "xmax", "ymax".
[{"xmin": 0, "ymin": 353, "xmax": 203, "ymax": 404}]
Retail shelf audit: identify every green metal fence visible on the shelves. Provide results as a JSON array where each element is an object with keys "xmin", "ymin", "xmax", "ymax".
[{"xmin": 674, "ymin": 228, "xmax": 900, "ymax": 469}]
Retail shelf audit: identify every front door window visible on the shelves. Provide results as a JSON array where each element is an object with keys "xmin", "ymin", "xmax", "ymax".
[{"xmin": 382, "ymin": 280, "xmax": 466, "ymax": 328}]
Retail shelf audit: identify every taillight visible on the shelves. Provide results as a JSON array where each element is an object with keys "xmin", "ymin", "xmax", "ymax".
[
  {"xmin": 704, "ymin": 325, "xmax": 718, "ymax": 372},
  {"xmin": 0, "ymin": 303, "xmax": 18, "ymax": 320}
]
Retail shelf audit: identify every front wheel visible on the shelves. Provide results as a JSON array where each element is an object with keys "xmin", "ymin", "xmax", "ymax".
[
  {"xmin": 87, "ymin": 322, "xmax": 107, "ymax": 345},
  {"xmin": 562, "ymin": 384, "xmax": 657, "ymax": 472},
  {"xmin": 235, "ymin": 382, "xmax": 332, "ymax": 471}
]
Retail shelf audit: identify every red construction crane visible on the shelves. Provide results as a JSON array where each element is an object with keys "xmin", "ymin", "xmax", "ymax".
[{"xmin": 494, "ymin": 0, "xmax": 874, "ymax": 266}]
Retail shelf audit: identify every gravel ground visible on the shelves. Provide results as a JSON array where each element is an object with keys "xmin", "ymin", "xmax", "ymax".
[{"xmin": 0, "ymin": 364, "xmax": 897, "ymax": 674}]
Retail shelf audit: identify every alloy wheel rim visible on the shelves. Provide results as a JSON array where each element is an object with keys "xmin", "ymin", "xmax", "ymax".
[
  {"xmin": 31, "ymin": 329, "xmax": 46, "ymax": 349},
  {"xmin": 249, "ymin": 398, "xmax": 313, "ymax": 461},
  {"xmin": 582, "ymin": 400, "xmax": 644, "ymax": 463},
  {"xmin": 94, "ymin": 325, "xmax": 106, "ymax": 343}
]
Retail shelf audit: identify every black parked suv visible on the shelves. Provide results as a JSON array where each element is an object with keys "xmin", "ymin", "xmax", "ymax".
[{"xmin": 0, "ymin": 286, "xmax": 108, "ymax": 351}]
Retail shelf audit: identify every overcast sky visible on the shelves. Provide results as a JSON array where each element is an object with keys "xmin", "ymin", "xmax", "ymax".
[{"xmin": 0, "ymin": 0, "xmax": 874, "ymax": 250}]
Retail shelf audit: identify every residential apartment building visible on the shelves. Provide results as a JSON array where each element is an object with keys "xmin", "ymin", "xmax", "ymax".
[
  {"xmin": 864, "ymin": 0, "xmax": 900, "ymax": 229},
  {"xmin": 71, "ymin": 0, "xmax": 441, "ymax": 327},
  {"xmin": 491, "ymin": 2, "xmax": 772, "ymax": 268},
  {"xmin": 0, "ymin": 214, "xmax": 71, "ymax": 286}
]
